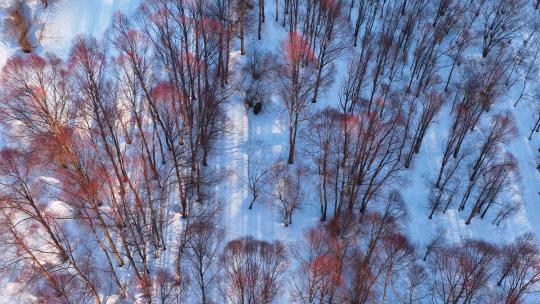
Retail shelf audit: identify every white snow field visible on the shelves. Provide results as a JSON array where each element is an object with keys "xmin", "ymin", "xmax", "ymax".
[{"xmin": 1, "ymin": 0, "xmax": 540, "ymax": 303}]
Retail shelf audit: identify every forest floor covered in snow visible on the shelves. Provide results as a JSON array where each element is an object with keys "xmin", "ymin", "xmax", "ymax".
[{"xmin": 2, "ymin": 0, "xmax": 540, "ymax": 303}]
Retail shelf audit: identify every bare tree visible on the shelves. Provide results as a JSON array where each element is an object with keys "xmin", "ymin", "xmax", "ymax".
[
  {"xmin": 273, "ymin": 32, "xmax": 317, "ymax": 164},
  {"xmin": 219, "ymin": 237, "xmax": 288, "ymax": 304},
  {"xmin": 257, "ymin": 0, "xmax": 265, "ymax": 39},
  {"xmin": 185, "ymin": 215, "xmax": 225, "ymax": 304},
  {"xmin": 303, "ymin": 107, "xmax": 342, "ymax": 221},
  {"xmin": 458, "ymin": 113, "xmax": 517, "ymax": 214},
  {"xmin": 245, "ymin": 140, "xmax": 272, "ymax": 209},
  {"xmin": 465, "ymin": 153, "xmax": 519, "ymax": 225},
  {"xmin": 271, "ymin": 161, "xmax": 305, "ymax": 226},
  {"xmin": 405, "ymin": 90, "xmax": 446, "ymax": 168},
  {"xmin": 422, "ymin": 227, "xmax": 446, "ymax": 261},
  {"xmin": 401, "ymin": 264, "xmax": 428, "ymax": 304},
  {"xmin": 428, "ymin": 147, "xmax": 471, "ymax": 219},
  {"xmin": 526, "ymin": 88, "xmax": 540, "ymax": 140},
  {"xmin": 154, "ymin": 268, "xmax": 188, "ymax": 304},
  {"xmin": 290, "ymin": 225, "xmax": 346, "ymax": 304},
  {"xmin": 428, "ymin": 239, "xmax": 499, "ymax": 304},
  {"xmin": 344, "ymin": 191, "xmax": 408, "ymax": 303},
  {"xmin": 0, "ymin": 148, "xmax": 104, "ymax": 304},
  {"xmin": 513, "ymin": 27, "xmax": 540, "ymax": 108},
  {"xmin": 340, "ymin": 96, "xmax": 406, "ymax": 214},
  {"xmin": 496, "ymin": 232, "xmax": 540, "ymax": 303},
  {"xmin": 480, "ymin": 0, "xmax": 528, "ymax": 58},
  {"xmin": 492, "ymin": 201, "xmax": 521, "ymax": 227},
  {"xmin": 302, "ymin": 0, "xmax": 350, "ymax": 104},
  {"xmin": 468, "ymin": 112, "xmax": 517, "ymax": 182}
]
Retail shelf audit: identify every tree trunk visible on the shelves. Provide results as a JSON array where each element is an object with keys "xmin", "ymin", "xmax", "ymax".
[
  {"xmin": 529, "ymin": 114, "xmax": 540, "ymax": 140},
  {"xmin": 258, "ymin": 1, "xmax": 263, "ymax": 40},
  {"xmin": 240, "ymin": 1, "xmax": 245, "ymax": 55},
  {"xmin": 248, "ymin": 195, "xmax": 257, "ymax": 209},
  {"xmin": 275, "ymin": 0, "xmax": 278, "ymax": 21},
  {"xmin": 287, "ymin": 135, "xmax": 295, "ymax": 164}
]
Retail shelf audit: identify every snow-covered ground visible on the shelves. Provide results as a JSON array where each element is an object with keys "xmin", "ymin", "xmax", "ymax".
[{"xmin": 1, "ymin": 0, "xmax": 540, "ymax": 303}]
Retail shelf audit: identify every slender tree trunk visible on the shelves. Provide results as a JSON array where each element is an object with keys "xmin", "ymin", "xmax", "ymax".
[
  {"xmin": 288, "ymin": 113, "xmax": 299, "ymax": 164},
  {"xmin": 529, "ymin": 114, "xmax": 540, "ymax": 140},
  {"xmin": 288, "ymin": 126, "xmax": 296, "ymax": 164},
  {"xmin": 275, "ymin": 0, "xmax": 278, "ymax": 21},
  {"xmin": 248, "ymin": 195, "xmax": 257, "ymax": 209},
  {"xmin": 258, "ymin": 0, "xmax": 263, "ymax": 40}
]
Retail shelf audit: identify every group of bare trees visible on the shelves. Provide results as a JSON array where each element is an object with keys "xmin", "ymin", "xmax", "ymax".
[
  {"xmin": 290, "ymin": 198, "xmax": 540, "ymax": 304},
  {"xmin": 259, "ymin": 0, "xmax": 540, "ymax": 300},
  {"xmin": 1, "ymin": 0, "xmax": 540, "ymax": 302},
  {"xmin": 237, "ymin": 0, "xmax": 534, "ymax": 230},
  {"xmin": 270, "ymin": 0, "xmax": 351, "ymax": 164},
  {"xmin": 0, "ymin": 0, "xmax": 255, "ymax": 302},
  {"xmin": 429, "ymin": 111, "xmax": 520, "ymax": 224},
  {"xmin": 219, "ymin": 237, "xmax": 288, "ymax": 303},
  {"xmin": 256, "ymin": 0, "xmax": 537, "ymax": 227}
]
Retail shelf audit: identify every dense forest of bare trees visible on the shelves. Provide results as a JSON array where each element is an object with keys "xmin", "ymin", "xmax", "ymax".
[{"xmin": 1, "ymin": 0, "xmax": 540, "ymax": 302}]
